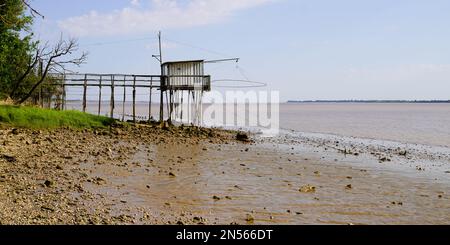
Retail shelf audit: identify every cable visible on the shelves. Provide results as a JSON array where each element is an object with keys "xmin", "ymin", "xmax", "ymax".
[
  {"xmin": 80, "ymin": 37, "xmax": 157, "ymax": 47},
  {"xmin": 162, "ymin": 37, "xmax": 234, "ymax": 58},
  {"xmin": 211, "ymin": 79, "xmax": 267, "ymax": 88}
]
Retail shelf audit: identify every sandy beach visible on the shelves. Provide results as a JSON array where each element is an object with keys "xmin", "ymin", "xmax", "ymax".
[{"xmin": 0, "ymin": 124, "xmax": 448, "ymax": 225}]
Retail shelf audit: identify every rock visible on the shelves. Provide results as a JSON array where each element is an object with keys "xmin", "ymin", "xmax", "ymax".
[
  {"xmin": 213, "ymin": 195, "xmax": 221, "ymax": 201},
  {"xmin": 379, "ymin": 157, "xmax": 391, "ymax": 162},
  {"xmin": 236, "ymin": 132, "xmax": 250, "ymax": 142},
  {"xmin": 169, "ymin": 172, "xmax": 176, "ymax": 177},
  {"xmin": 41, "ymin": 206, "xmax": 55, "ymax": 212},
  {"xmin": 93, "ymin": 177, "xmax": 106, "ymax": 185},
  {"xmin": 346, "ymin": 184, "xmax": 352, "ymax": 189},
  {"xmin": 398, "ymin": 150, "xmax": 407, "ymax": 156},
  {"xmin": 391, "ymin": 201, "xmax": 403, "ymax": 206},
  {"xmin": 1, "ymin": 154, "xmax": 16, "ymax": 163},
  {"xmin": 44, "ymin": 180, "xmax": 54, "ymax": 187},
  {"xmin": 113, "ymin": 128, "xmax": 122, "ymax": 135},
  {"xmin": 299, "ymin": 185, "xmax": 316, "ymax": 193},
  {"xmin": 245, "ymin": 214, "xmax": 255, "ymax": 224},
  {"xmin": 11, "ymin": 128, "xmax": 19, "ymax": 135}
]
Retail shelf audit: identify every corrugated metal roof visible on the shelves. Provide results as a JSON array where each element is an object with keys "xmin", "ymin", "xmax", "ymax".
[{"xmin": 162, "ymin": 60, "xmax": 204, "ymax": 66}]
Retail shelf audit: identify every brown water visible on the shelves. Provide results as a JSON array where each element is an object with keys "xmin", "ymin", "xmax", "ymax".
[
  {"xmin": 280, "ymin": 103, "xmax": 450, "ymax": 148},
  {"xmin": 68, "ymin": 102, "xmax": 450, "ymax": 148}
]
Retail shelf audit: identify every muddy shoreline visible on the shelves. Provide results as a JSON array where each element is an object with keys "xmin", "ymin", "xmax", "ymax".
[{"xmin": 0, "ymin": 124, "xmax": 449, "ymax": 224}]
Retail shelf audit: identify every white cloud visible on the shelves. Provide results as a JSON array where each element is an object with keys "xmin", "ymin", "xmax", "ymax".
[
  {"xmin": 130, "ymin": 0, "xmax": 140, "ymax": 7},
  {"xmin": 58, "ymin": 0, "xmax": 275, "ymax": 37}
]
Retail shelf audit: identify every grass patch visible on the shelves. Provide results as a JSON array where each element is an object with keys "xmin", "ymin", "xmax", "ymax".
[{"xmin": 0, "ymin": 105, "xmax": 115, "ymax": 129}]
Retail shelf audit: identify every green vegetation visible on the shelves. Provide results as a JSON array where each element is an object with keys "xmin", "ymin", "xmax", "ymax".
[
  {"xmin": 0, "ymin": 0, "xmax": 36, "ymax": 100},
  {"xmin": 1, "ymin": 1, "xmax": 78, "ymax": 104},
  {"xmin": 0, "ymin": 105, "xmax": 115, "ymax": 129}
]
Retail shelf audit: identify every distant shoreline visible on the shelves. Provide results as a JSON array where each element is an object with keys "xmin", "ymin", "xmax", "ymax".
[{"xmin": 287, "ymin": 100, "xmax": 450, "ymax": 104}]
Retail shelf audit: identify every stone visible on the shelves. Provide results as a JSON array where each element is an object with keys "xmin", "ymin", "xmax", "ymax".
[
  {"xmin": 245, "ymin": 214, "xmax": 255, "ymax": 224},
  {"xmin": 299, "ymin": 185, "xmax": 316, "ymax": 193},
  {"xmin": 236, "ymin": 132, "xmax": 250, "ymax": 142},
  {"xmin": 1, "ymin": 154, "xmax": 16, "ymax": 163},
  {"xmin": 44, "ymin": 180, "xmax": 54, "ymax": 187}
]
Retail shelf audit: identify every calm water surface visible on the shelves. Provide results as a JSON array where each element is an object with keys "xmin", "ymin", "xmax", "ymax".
[
  {"xmin": 67, "ymin": 101, "xmax": 450, "ymax": 148},
  {"xmin": 280, "ymin": 103, "xmax": 450, "ymax": 148}
]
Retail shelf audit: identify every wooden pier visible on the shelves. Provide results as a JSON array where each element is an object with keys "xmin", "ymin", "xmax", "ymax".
[{"xmin": 46, "ymin": 71, "xmax": 211, "ymax": 124}]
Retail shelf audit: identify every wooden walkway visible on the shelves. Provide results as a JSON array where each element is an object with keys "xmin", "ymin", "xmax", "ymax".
[
  {"xmin": 47, "ymin": 73, "xmax": 210, "ymax": 123},
  {"xmin": 48, "ymin": 73, "xmax": 161, "ymax": 122}
]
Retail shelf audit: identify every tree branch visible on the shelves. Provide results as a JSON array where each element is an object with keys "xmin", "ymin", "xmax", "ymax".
[
  {"xmin": 21, "ymin": 0, "xmax": 44, "ymax": 19},
  {"xmin": 17, "ymin": 37, "xmax": 88, "ymax": 104}
]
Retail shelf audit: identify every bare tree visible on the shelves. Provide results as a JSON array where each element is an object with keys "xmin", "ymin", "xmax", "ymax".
[
  {"xmin": 9, "ymin": 48, "xmax": 40, "ymax": 99},
  {"xmin": 18, "ymin": 36, "xmax": 88, "ymax": 104}
]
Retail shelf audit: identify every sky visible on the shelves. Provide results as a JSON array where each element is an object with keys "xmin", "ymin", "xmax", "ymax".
[{"xmin": 29, "ymin": 0, "xmax": 450, "ymax": 101}]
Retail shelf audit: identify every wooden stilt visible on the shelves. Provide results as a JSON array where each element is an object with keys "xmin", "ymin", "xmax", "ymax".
[
  {"xmin": 62, "ymin": 84, "xmax": 66, "ymax": 110},
  {"xmin": 149, "ymin": 77, "xmax": 152, "ymax": 121},
  {"xmin": 122, "ymin": 76, "xmax": 126, "ymax": 121},
  {"xmin": 40, "ymin": 86, "xmax": 43, "ymax": 108},
  {"xmin": 110, "ymin": 75, "xmax": 115, "ymax": 118},
  {"xmin": 133, "ymin": 76, "xmax": 136, "ymax": 123},
  {"xmin": 98, "ymin": 76, "xmax": 102, "ymax": 116},
  {"xmin": 82, "ymin": 74, "xmax": 87, "ymax": 112}
]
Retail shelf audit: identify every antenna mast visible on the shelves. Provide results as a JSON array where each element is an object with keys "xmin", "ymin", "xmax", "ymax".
[{"xmin": 157, "ymin": 31, "xmax": 164, "ymax": 122}]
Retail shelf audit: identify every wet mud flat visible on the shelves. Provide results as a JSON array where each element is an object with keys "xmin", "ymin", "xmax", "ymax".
[{"xmin": 0, "ymin": 125, "xmax": 449, "ymax": 224}]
